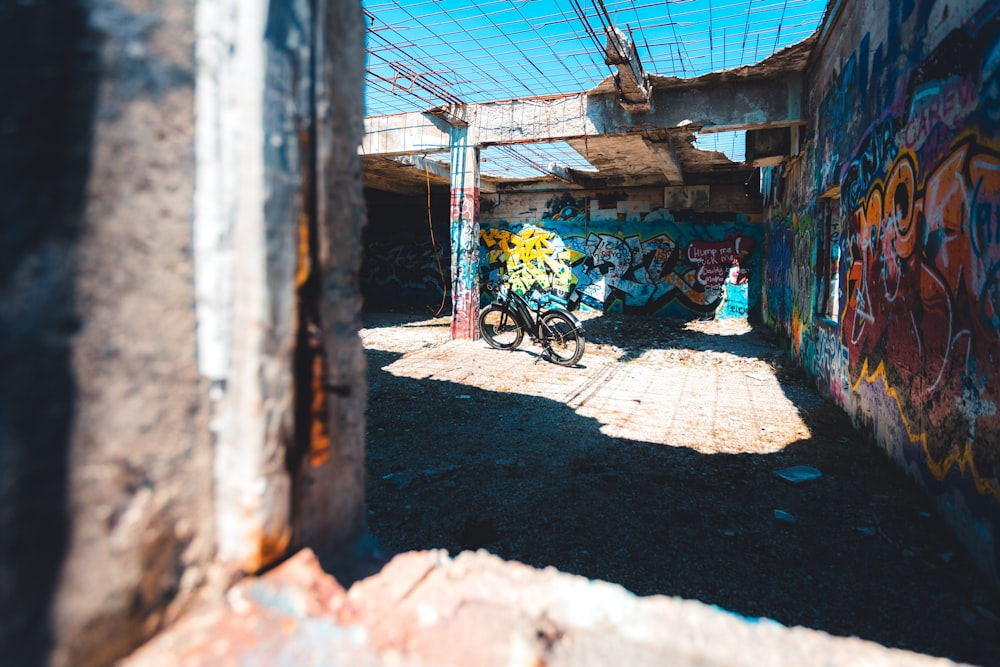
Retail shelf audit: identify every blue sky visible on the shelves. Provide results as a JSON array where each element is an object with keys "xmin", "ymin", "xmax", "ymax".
[{"xmin": 362, "ymin": 0, "xmax": 829, "ymax": 168}]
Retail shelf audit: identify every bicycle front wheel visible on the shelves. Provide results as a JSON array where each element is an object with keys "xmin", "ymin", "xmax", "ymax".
[
  {"xmin": 539, "ymin": 310, "xmax": 585, "ymax": 366},
  {"xmin": 479, "ymin": 304, "xmax": 524, "ymax": 350}
]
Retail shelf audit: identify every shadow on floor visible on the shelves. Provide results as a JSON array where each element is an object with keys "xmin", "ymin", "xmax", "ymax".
[{"xmin": 362, "ymin": 318, "xmax": 1000, "ymax": 667}]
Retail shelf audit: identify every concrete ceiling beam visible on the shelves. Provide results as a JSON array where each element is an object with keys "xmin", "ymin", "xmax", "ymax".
[
  {"xmin": 395, "ymin": 154, "xmax": 452, "ymax": 181},
  {"xmin": 468, "ymin": 73, "xmax": 803, "ymax": 145},
  {"xmin": 362, "ymin": 111, "xmax": 453, "ymax": 156},
  {"xmin": 642, "ymin": 135, "xmax": 684, "ymax": 185},
  {"xmin": 361, "ymin": 72, "xmax": 802, "ymax": 157}
]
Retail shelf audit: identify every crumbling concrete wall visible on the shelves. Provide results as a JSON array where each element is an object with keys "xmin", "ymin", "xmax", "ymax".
[
  {"xmin": 0, "ymin": 1, "xmax": 368, "ymax": 665},
  {"xmin": 762, "ymin": 0, "xmax": 1000, "ymax": 587},
  {"xmin": 120, "ymin": 548, "xmax": 961, "ymax": 667}
]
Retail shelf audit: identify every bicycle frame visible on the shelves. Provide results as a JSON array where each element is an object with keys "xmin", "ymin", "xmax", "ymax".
[
  {"xmin": 499, "ymin": 288, "xmax": 534, "ymax": 335},
  {"xmin": 495, "ymin": 285, "xmax": 581, "ymax": 342}
]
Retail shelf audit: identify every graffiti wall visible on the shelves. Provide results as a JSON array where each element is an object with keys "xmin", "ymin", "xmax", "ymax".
[
  {"xmin": 361, "ymin": 238, "xmax": 449, "ymax": 309},
  {"xmin": 765, "ymin": 0, "xmax": 1000, "ymax": 585},
  {"xmin": 360, "ymin": 193, "xmax": 452, "ymax": 310},
  {"xmin": 763, "ymin": 206, "xmax": 820, "ymax": 356},
  {"xmin": 480, "ymin": 191, "xmax": 762, "ymax": 319},
  {"xmin": 362, "ymin": 188, "xmax": 762, "ymax": 319}
]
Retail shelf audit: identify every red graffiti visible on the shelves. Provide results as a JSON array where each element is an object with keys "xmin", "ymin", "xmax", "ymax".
[
  {"xmin": 903, "ymin": 76, "xmax": 978, "ymax": 150},
  {"xmin": 450, "ymin": 187, "xmax": 480, "ymax": 223}
]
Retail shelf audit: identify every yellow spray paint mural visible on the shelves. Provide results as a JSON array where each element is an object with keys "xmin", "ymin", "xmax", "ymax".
[{"xmin": 480, "ymin": 226, "xmax": 586, "ymax": 301}]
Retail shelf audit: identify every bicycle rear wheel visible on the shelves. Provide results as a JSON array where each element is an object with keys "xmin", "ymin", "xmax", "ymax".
[
  {"xmin": 539, "ymin": 310, "xmax": 585, "ymax": 366},
  {"xmin": 479, "ymin": 304, "xmax": 524, "ymax": 350}
]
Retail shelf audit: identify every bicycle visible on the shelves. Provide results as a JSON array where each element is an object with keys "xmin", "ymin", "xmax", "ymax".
[{"xmin": 478, "ymin": 283, "xmax": 586, "ymax": 366}]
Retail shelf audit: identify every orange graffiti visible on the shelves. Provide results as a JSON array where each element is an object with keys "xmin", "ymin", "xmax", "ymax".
[{"xmin": 841, "ymin": 134, "xmax": 1000, "ymax": 502}]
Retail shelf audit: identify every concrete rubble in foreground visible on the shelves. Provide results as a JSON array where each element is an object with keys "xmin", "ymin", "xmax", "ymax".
[{"xmin": 122, "ymin": 548, "xmax": 962, "ymax": 667}]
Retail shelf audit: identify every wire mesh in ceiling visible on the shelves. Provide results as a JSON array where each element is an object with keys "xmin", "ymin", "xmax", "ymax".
[
  {"xmin": 363, "ymin": 0, "xmax": 828, "ymax": 176},
  {"xmin": 363, "ymin": 0, "xmax": 829, "ymax": 118}
]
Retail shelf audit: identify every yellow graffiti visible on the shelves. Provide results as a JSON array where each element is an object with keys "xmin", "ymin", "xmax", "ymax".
[
  {"xmin": 481, "ymin": 228, "xmax": 515, "ymax": 266},
  {"xmin": 481, "ymin": 227, "xmax": 584, "ymax": 295},
  {"xmin": 509, "ymin": 226, "xmax": 555, "ymax": 262},
  {"xmin": 850, "ymin": 359, "xmax": 1000, "ymax": 503}
]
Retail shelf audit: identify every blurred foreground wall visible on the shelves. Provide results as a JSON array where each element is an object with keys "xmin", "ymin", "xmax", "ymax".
[{"xmin": 0, "ymin": 1, "xmax": 367, "ymax": 665}]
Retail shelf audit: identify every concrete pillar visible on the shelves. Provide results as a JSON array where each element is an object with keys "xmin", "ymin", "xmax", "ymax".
[
  {"xmin": 202, "ymin": 0, "xmax": 297, "ymax": 575},
  {"xmin": 449, "ymin": 126, "xmax": 481, "ymax": 339},
  {"xmin": 291, "ymin": 0, "xmax": 367, "ymax": 560},
  {"xmin": 199, "ymin": 0, "xmax": 367, "ymax": 573}
]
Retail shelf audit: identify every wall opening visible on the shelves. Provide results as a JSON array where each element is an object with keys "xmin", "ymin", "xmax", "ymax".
[
  {"xmin": 816, "ymin": 194, "xmax": 841, "ymax": 322},
  {"xmin": 694, "ymin": 129, "xmax": 747, "ymax": 163}
]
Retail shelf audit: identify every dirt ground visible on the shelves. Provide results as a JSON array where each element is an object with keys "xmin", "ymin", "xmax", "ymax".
[{"xmin": 361, "ymin": 310, "xmax": 1000, "ymax": 666}]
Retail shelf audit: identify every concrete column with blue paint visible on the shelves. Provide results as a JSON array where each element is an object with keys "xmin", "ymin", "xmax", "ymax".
[
  {"xmin": 449, "ymin": 125, "xmax": 481, "ymax": 339},
  {"xmin": 717, "ymin": 258, "xmax": 750, "ymax": 319}
]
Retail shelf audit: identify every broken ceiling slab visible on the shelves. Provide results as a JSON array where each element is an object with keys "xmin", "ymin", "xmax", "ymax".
[
  {"xmin": 364, "ymin": 66, "xmax": 804, "ymax": 159},
  {"xmin": 362, "ymin": 154, "xmax": 501, "ymax": 194},
  {"xmin": 359, "ymin": 38, "xmax": 813, "ymax": 193},
  {"xmin": 603, "ymin": 27, "xmax": 651, "ymax": 112},
  {"xmin": 746, "ymin": 127, "xmax": 793, "ymax": 167},
  {"xmin": 566, "ymin": 135, "xmax": 672, "ymax": 187},
  {"xmin": 362, "ymin": 155, "xmax": 446, "ymax": 195},
  {"xmin": 642, "ymin": 136, "xmax": 684, "ymax": 185}
]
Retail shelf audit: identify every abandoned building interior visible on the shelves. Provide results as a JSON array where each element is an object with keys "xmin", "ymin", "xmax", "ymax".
[{"xmin": 1, "ymin": 0, "xmax": 999, "ymax": 665}]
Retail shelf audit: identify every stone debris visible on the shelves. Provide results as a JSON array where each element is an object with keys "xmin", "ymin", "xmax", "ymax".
[{"xmin": 122, "ymin": 548, "xmax": 961, "ymax": 667}]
